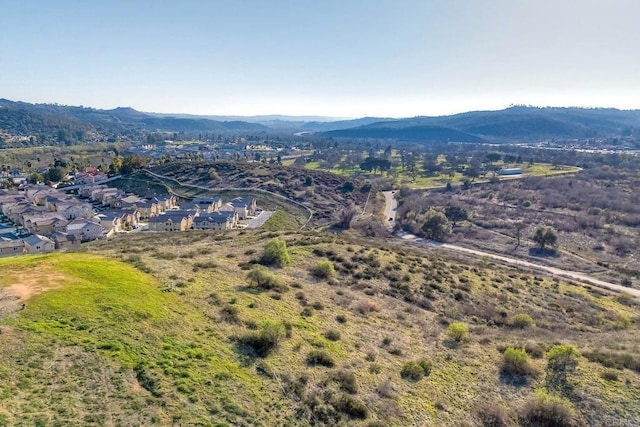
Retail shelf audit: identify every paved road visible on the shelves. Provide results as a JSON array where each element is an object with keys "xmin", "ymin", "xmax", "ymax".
[
  {"xmin": 382, "ymin": 191, "xmax": 397, "ymax": 231},
  {"xmin": 384, "ymin": 192, "xmax": 639, "ymax": 298},
  {"xmin": 245, "ymin": 211, "xmax": 274, "ymax": 229}
]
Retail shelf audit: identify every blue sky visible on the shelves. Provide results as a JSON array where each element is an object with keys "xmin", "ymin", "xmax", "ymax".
[{"xmin": 1, "ymin": 0, "xmax": 639, "ymax": 117}]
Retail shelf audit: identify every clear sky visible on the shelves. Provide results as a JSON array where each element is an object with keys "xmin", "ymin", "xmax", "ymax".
[{"xmin": 1, "ymin": 0, "xmax": 639, "ymax": 118}]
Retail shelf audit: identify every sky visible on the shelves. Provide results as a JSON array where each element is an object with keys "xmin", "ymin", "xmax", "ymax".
[{"xmin": 1, "ymin": 0, "xmax": 639, "ymax": 118}]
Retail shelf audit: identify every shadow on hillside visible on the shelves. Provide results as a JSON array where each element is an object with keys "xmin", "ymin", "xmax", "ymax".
[
  {"xmin": 499, "ymin": 372, "xmax": 531, "ymax": 387},
  {"xmin": 528, "ymin": 248, "xmax": 559, "ymax": 258}
]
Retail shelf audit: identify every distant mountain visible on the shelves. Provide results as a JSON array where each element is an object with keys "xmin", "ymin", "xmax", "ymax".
[
  {"xmin": 322, "ymin": 106, "xmax": 640, "ymax": 142},
  {"xmin": 0, "ymin": 99, "xmax": 269, "ymax": 146},
  {"xmin": 324, "ymin": 123, "xmax": 482, "ymax": 143},
  {"xmin": 2, "ymin": 98, "xmax": 640, "ymax": 147}
]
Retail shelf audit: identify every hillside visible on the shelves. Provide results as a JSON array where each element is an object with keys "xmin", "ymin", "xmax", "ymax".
[
  {"xmin": 136, "ymin": 161, "xmax": 371, "ymax": 226},
  {"xmin": 321, "ymin": 106, "xmax": 640, "ymax": 142},
  {"xmin": 0, "ymin": 230, "xmax": 638, "ymax": 426},
  {"xmin": 0, "ymin": 99, "xmax": 269, "ymax": 147}
]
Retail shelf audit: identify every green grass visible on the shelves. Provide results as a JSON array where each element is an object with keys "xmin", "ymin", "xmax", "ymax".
[
  {"xmin": 262, "ymin": 210, "xmax": 301, "ymax": 231},
  {"xmin": 0, "ymin": 253, "xmax": 294, "ymax": 426}
]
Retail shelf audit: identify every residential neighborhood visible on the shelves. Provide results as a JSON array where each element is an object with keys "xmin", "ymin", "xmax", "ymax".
[{"xmin": 0, "ymin": 183, "xmax": 263, "ymax": 257}]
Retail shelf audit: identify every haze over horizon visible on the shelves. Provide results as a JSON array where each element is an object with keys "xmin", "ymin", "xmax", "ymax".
[{"xmin": 1, "ymin": 0, "xmax": 639, "ymax": 118}]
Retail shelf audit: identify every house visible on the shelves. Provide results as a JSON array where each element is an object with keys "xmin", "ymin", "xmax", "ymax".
[
  {"xmin": 55, "ymin": 201, "xmax": 94, "ymax": 220},
  {"xmin": 192, "ymin": 211, "xmax": 238, "ymax": 231},
  {"xmin": 148, "ymin": 212, "xmax": 193, "ymax": 232},
  {"xmin": 66, "ymin": 220, "xmax": 105, "ymax": 242},
  {"xmin": 96, "ymin": 210, "xmax": 140, "ymax": 234},
  {"xmin": 155, "ymin": 195, "xmax": 178, "ymax": 212},
  {"xmin": 0, "ymin": 238, "xmax": 24, "ymax": 257},
  {"xmin": 223, "ymin": 197, "xmax": 257, "ymax": 220},
  {"xmin": 22, "ymin": 234, "xmax": 55, "ymax": 254},
  {"xmin": 50, "ymin": 232, "xmax": 81, "ymax": 251},
  {"xmin": 182, "ymin": 197, "xmax": 223, "ymax": 213},
  {"xmin": 23, "ymin": 214, "xmax": 69, "ymax": 235}
]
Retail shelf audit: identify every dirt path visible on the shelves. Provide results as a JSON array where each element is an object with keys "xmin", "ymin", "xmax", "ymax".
[{"xmin": 383, "ymin": 192, "xmax": 639, "ymax": 298}]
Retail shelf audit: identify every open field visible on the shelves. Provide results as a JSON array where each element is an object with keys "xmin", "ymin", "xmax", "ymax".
[
  {"xmin": 1, "ymin": 230, "xmax": 638, "ymax": 425},
  {"xmin": 396, "ymin": 163, "xmax": 640, "ymax": 291},
  {"xmin": 295, "ymin": 156, "xmax": 579, "ymax": 190}
]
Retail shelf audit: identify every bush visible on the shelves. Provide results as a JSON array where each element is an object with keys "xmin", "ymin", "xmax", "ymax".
[
  {"xmin": 446, "ymin": 322, "xmax": 469, "ymax": 342},
  {"xmin": 601, "ymin": 370, "xmax": 619, "ymax": 381},
  {"xmin": 475, "ymin": 403, "xmax": 512, "ymax": 427},
  {"xmin": 334, "ymin": 394, "xmax": 368, "ymax": 419},
  {"xmin": 518, "ymin": 396, "xmax": 574, "ymax": 427},
  {"xmin": 241, "ymin": 321, "xmax": 286, "ymax": 357},
  {"xmin": 330, "ymin": 370, "xmax": 358, "ymax": 394},
  {"xmin": 400, "ymin": 358, "xmax": 431, "ymax": 381},
  {"xmin": 220, "ymin": 304, "xmax": 241, "ymax": 323},
  {"xmin": 306, "ymin": 350, "xmax": 335, "ymax": 367},
  {"xmin": 510, "ymin": 313, "xmax": 536, "ymax": 329},
  {"xmin": 260, "ymin": 238, "xmax": 291, "ymax": 267},
  {"xmin": 246, "ymin": 265, "xmax": 287, "ymax": 292},
  {"xmin": 502, "ymin": 347, "xmax": 537, "ymax": 377},
  {"xmin": 324, "ymin": 330, "xmax": 341, "ymax": 341},
  {"xmin": 312, "ymin": 260, "xmax": 336, "ymax": 279},
  {"xmin": 547, "ymin": 344, "xmax": 579, "ymax": 372}
]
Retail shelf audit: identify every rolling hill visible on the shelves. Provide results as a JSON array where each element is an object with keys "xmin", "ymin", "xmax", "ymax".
[
  {"xmin": 322, "ymin": 106, "xmax": 640, "ymax": 142},
  {"xmin": 0, "ymin": 230, "xmax": 638, "ymax": 426}
]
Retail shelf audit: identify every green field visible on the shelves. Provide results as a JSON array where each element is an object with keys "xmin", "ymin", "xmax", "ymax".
[{"xmin": 293, "ymin": 156, "xmax": 579, "ymax": 189}]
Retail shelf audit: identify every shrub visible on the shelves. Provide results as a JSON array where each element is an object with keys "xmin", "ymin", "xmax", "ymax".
[
  {"xmin": 336, "ymin": 314, "xmax": 347, "ymax": 324},
  {"xmin": 220, "ymin": 304, "xmax": 240, "ymax": 323},
  {"xmin": 510, "ymin": 313, "xmax": 536, "ymax": 329},
  {"xmin": 400, "ymin": 358, "xmax": 432, "ymax": 381},
  {"xmin": 547, "ymin": 344, "xmax": 579, "ymax": 372},
  {"xmin": 446, "ymin": 322, "xmax": 469, "ymax": 342},
  {"xmin": 355, "ymin": 299, "xmax": 382, "ymax": 315},
  {"xmin": 601, "ymin": 370, "xmax": 619, "ymax": 381},
  {"xmin": 502, "ymin": 347, "xmax": 537, "ymax": 377},
  {"xmin": 331, "ymin": 370, "xmax": 358, "ymax": 394},
  {"xmin": 260, "ymin": 238, "xmax": 291, "ymax": 267},
  {"xmin": 417, "ymin": 358, "xmax": 432, "ymax": 376},
  {"xmin": 306, "ymin": 350, "xmax": 335, "ymax": 367},
  {"xmin": 324, "ymin": 330, "xmax": 341, "ymax": 341},
  {"xmin": 546, "ymin": 344, "xmax": 580, "ymax": 393},
  {"xmin": 518, "ymin": 396, "xmax": 574, "ymax": 427},
  {"xmin": 475, "ymin": 402, "xmax": 512, "ymax": 427},
  {"xmin": 241, "ymin": 321, "xmax": 286, "ymax": 357},
  {"xmin": 246, "ymin": 265, "xmax": 287, "ymax": 292},
  {"xmin": 401, "ymin": 362, "xmax": 424, "ymax": 381},
  {"xmin": 312, "ymin": 259, "xmax": 336, "ymax": 278},
  {"xmin": 334, "ymin": 394, "xmax": 368, "ymax": 419}
]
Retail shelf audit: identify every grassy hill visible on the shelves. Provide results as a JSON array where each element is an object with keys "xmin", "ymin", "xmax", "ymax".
[{"xmin": 0, "ymin": 230, "xmax": 638, "ymax": 426}]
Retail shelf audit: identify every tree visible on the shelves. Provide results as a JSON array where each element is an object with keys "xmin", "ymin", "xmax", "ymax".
[
  {"xmin": 444, "ymin": 206, "xmax": 468, "ymax": 227},
  {"xmin": 532, "ymin": 227, "xmax": 558, "ymax": 252},
  {"xmin": 45, "ymin": 166, "xmax": 66, "ymax": 183},
  {"xmin": 420, "ymin": 208, "xmax": 451, "ymax": 242},
  {"xmin": 28, "ymin": 172, "xmax": 44, "ymax": 184}
]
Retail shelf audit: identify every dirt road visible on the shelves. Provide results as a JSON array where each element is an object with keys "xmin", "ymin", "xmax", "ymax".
[{"xmin": 385, "ymin": 192, "xmax": 639, "ymax": 298}]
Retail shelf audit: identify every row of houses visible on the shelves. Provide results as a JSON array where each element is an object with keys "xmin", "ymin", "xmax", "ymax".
[
  {"xmin": 0, "ymin": 187, "xmax": 104, "ymax": 252},
  {"xmin": 147, "ymin": 197, "xmax": 257, "ymax": 232}
]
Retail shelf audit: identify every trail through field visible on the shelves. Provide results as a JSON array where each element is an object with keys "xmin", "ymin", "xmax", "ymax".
[{"xmin": 385, "ymin": 192, "xmax": 640, "ymax": 298}]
